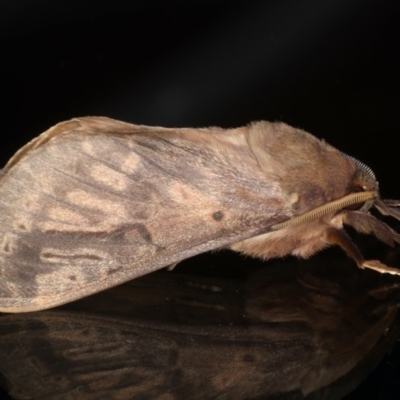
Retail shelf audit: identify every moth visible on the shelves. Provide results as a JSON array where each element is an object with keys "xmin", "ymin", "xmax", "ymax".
[{"xmin": 0, "ymin": 117, "xmax": 399, "ymax": 312}]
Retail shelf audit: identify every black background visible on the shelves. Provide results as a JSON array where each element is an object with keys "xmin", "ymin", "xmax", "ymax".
[{"xmin": 2, "ymin": 0, "xmax": 400, "ymax": 399}]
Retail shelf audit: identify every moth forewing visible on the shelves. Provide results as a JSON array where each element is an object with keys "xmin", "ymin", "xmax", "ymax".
[
  {"xmin": 0, "ymin": 117, "xmax": 399, "ymax": 313},
  {"xmin": 0, "ymin": 118, "xmax": 291, "ymax": 312}
]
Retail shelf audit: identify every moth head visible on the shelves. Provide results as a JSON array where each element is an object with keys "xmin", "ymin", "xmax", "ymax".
[
  {"xmin": 342, "ymin": 153, "xmax": 379, "ymax": 206},
  {"xmin": 270, "ymin": 153, "xmax": 381, "ymax": 231},
  {"xmin": 342, "ymin": 152, "xmax": 379, "ymax": 212},
  {"xmin": 271, "ymin": 150, "xmax": 400, "ymax": 231},
  {"xmin": 340, "ymin": 153, "xmax": 400, "ymax": 226}
]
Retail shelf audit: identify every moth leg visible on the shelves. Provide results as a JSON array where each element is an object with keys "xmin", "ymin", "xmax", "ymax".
[
  {"xmin": 381, "ymin": 199, "xmax": 400, "ymax": 207},
  {"xmin": 375, "ymin": 199, "xmax": 400, "ymax": 221},
  {"xmin": 325, "ymin": 227, "xmax": 364, "ymax": 265},
  {"xmin": 360, "ymin": 260, "xmax": 400, "ymax": 275},
  {"xmin": 325, "ymin": 228, "xmax": 400, "ymax": 276},
  {"xmin": 342, "ymin": 210, "xmax": 400, "ymax": 246}
]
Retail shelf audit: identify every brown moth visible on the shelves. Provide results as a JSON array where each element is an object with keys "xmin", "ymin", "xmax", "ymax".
[{"xmin": 0, "ymin": 117, "xmax": 399, "ymax": 313}]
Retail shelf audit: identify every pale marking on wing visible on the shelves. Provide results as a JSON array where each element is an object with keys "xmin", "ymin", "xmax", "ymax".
[
  {"xmin": 0, "ymin": 204, "xmax": 85, "ymax": 233},
  {"xmin": 19, "ymin": 162, "xmax": 135, "ymax": 209},
  {"xmin": 74, "ymin": 143, "xmax": 143, "ymax": 182},
  {"xmin": 66, "ymin": 189, "xmax": 128, "ymax": 217},
  {"xmin": 80, "ymin": 138, "xmax": 96, "ymax": 155},
  {"xmin": 127, "ymin": 146, "xmax": 184, "ymax": 181},
  {"xmin": 48, "ymin": 207, "xmax": 89, "ymax": 225},
  {"xmin": 168, "ymin": 181, "xmax": 219, "ymax": 209},
  {"xmin": 39, "ymin": 247, "xmax": 108, "ymax": 264},
  {"xmin": 49, "ymin": 161, "xmax": 165, "ymax": 209},
  {"xmin": 0, "ymin": 160, "xmax": 127, "ymax": 219},
  {"xmin": 106, "ymin": 134, "xmax": 140, "ymax": 151},
  {"xmin": 48, "ymin": 165, "xmax": 139, "ymax": 201},
  {"xmin": 120, "ymin": 152, "xmax": 142, "ymax": 174},
  {"xmin": 89, "ymin": 163, "xmax": 129, "ymax": 191},
  {"xmin": 8, "ymin": 178, "xmax": 107, "ymax": 217}
]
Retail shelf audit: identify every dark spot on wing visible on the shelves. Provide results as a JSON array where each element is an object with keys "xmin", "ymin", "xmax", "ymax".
[
  {"xmin": 212, "ymin": 211, "xmax": 224, "ymax": 221},
  {"xmin": 18, "ymin": 224, "xmax": 27, "ymax": 231},
  {"xmin": 69, "ymin": 275, "xmax": 77, "ymax": 281}
]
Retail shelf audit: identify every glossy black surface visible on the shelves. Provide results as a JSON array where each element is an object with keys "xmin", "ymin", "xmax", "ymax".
[{"xmin": 0, "ymin": 251, "xmax": 399, "ymax": 399}]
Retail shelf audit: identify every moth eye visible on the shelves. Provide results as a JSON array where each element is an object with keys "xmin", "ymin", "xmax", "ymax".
[
  {"xmin": 345, "ymin": 185, "xmax": 366, "ymax": 210},
  {"xmin": 349, "ymin": 185, "xmax": 364, "ymax": 194}
]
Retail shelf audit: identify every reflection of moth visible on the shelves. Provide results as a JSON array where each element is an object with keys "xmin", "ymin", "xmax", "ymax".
[
  {"xmin": 1, "ymin": 259, "xmax": 399, "ymax": 399},
  {"xmin": 0, "ymin": 117, "xmax": 399, "ymax": 312}
]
